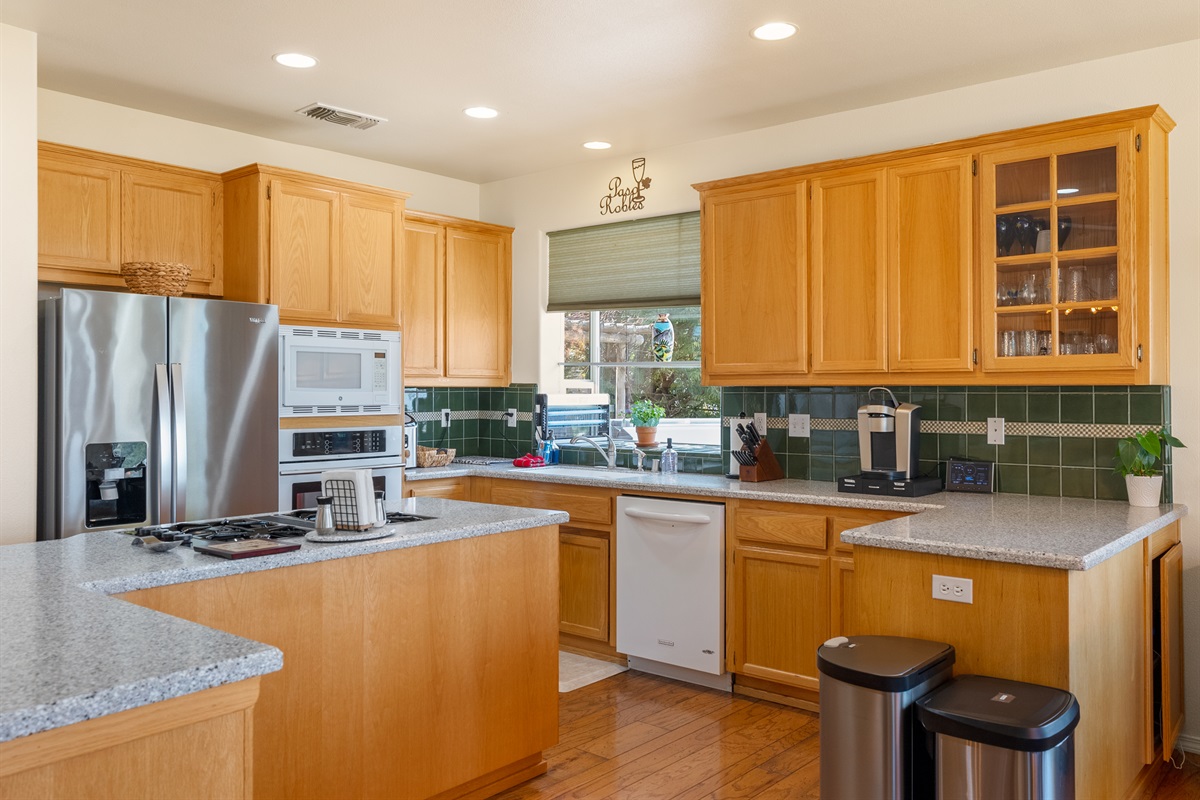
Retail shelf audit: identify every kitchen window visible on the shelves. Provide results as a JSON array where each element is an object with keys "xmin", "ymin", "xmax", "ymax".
[{"xmin": 548, "ymin": 212, "xmax": 716, "ymax": 446}]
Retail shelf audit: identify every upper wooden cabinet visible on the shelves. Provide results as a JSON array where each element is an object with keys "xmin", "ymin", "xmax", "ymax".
[
  {"xmin": 700, "ymin": 182, "xmax": 808, "ymax": 385},
  {"xmin": 38, "ymin": 143, "xmax": 223, "ymax": 296},
  {"xmin": 221, "ymin": 165, "xmax": 407, "ymax": 330},
  {"xmin": 977, "ymin": 113, "xmax": 1172, "ymax": 384},
  {"xmin": 694, "ymin": 106, "xmax": 1172, "ymax": 385},
  {"xmin": 403, "ymin": 210, "xmax": 513, "ymax": 387}
]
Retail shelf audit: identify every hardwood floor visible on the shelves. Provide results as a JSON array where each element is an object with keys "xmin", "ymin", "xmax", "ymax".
[{"xmin": 496, "ymin": 670, "xmax": 1199, "ymax": 800}]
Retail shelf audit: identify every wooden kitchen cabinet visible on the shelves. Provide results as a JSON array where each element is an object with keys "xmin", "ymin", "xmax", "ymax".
[
  {"xmin": 405, "ymin": 477, "xmax": 469, "ymax": 500},
  {"xmin": 699, "ymin": 181, "xmax": 808, "ymax": 385},
  {"xmin": 478, "ymin": 478, "xmax": 617, "ymax": 653},
  {"xmin": 727, "ymin": 500, "xmax": 906, "ymax": 709},
  {"xmin": 978, "ymin": 110, "xmax": 1173, "ymax": 383},
  {"xmin": 694, "ymin": 105, "xmax": 1171, "ymax": 386},
  {"xmin": 403, "ymin": 211, "xmax": 513, "ymax": 387},
  {"xmin": 38, "ymin": 143, "xmax": 223, "ymax": 296},
  {"xmin": 222, "ymin": 164, "xmax": 407, "ymax": 329},
  {"xmin": 559, "ymin": 527, "xmax": 610, "ymax": 641},
  {"xmin": 810, "ymin": 167, "xmax": 888, "ymax": 373}
]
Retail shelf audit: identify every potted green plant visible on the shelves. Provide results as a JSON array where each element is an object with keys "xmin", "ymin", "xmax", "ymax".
[
  {"xmin": 629, "ymin": 399, "xmax": 666, "ymax": 447},
  {"xmin": 1113, "ymin": 427, "xmax": 1185, "ymax": 507}
]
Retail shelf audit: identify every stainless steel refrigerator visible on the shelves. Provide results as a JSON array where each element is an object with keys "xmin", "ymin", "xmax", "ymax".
[{"xmin": 39, "ymin": 288, "xmax": 279, "ymax": 539}]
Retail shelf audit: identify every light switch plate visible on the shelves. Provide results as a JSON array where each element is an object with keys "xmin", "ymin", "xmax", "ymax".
[
  {"xmin": 987, "ymin": 417, "xmax": 1005, "ymax": 445},
  {"xmin": 789, "ymin": 413, "xmax": 811, "ymax": 438}
]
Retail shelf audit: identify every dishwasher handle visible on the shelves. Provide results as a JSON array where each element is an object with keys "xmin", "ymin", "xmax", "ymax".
[{"xmin": 622, "ymin": 507, "xmax": 714, "ymax": 525}]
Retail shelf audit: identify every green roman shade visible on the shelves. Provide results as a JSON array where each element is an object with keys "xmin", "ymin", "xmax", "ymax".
[{"xmin": 547, "ymin": 211, "xmax": 700, "ymax": 311}]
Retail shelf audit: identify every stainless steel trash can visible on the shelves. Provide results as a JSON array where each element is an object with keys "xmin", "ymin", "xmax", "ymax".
[
  {"xmin": 916, "ymin": 675, "xmax": 1081, "ymax": 800},
  {"xmin": 817, "ymin": 635, "xmax": 955, "ymax": 800}
]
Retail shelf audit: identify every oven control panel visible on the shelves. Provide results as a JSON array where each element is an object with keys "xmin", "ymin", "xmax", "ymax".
[{"xmin": 291, "ymin": 430, "xmax": 389, "ymax": 458}]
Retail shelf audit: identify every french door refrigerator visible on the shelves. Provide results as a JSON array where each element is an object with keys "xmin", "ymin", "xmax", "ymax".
[{"xmin": 39, "ymin": 288, "xmax": 279, "ymax": 539}]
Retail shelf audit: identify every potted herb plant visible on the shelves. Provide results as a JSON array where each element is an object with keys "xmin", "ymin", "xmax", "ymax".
[
  {"xmin": 629, "ymin": 399, "xmax": 666, "ymax": 447},
  {"xmin": 1114, "ymin": 427, "xmax": 1185, "ymax": 507}
]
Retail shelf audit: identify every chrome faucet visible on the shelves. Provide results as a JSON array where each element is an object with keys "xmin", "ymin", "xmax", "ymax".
[
  {"xmin": 571, "ymin": 422, "xmax": 618, "ymax": 469},
  {"xmin": 632, "ymin": 448, "xmax": 648, "ymax": 472}
]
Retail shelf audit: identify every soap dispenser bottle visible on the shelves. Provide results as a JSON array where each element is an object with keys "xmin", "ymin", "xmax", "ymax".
[{"xmin": 661, "ymin": 438, "xmax": 678, "ymax": 474}]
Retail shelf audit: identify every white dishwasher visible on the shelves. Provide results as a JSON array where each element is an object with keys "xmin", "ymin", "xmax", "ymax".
[{"xmin": 616, "ymin": 495, "xmax": 730, "ymax": 691}]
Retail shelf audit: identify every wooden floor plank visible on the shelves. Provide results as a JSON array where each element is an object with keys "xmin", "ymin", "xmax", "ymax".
[{"xmin": 496, "ymin": 670, "xmax": 1194, "ymax": 800}]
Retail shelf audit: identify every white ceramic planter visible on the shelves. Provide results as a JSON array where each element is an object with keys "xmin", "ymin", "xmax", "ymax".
[{"xmin": 1125, "ymin": 474, "xmax": 1163, "ymax": 507}]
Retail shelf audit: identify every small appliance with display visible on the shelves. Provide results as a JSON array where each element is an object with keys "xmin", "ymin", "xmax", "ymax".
[
  {"xmin": 838, "ymin": 387, "xmax": 941, "ymax": 497},
  {"xmin": 945, "ymin": 458, "xmax": 996, "ymax": 493}
]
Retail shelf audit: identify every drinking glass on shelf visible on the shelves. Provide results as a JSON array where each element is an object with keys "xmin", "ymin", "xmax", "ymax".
[
  {"xmin": 1095, "ymin": 333, "xmax": 1116, "ymax": 354},
  {"xmin": 1020, "ymin": 329, "xmax": 1039, "ymax": 357},
  {"xmin": 1081, "ymin": 337, "xmax": 1097, "ymax": 355},
  {"xmin": 1037, "ymin": 331, "xmax": 1053, "ymax": 356},
  {"xmin": 999, "ymin": 330, "xmax": 1017, "ymax": 358},
  {"xmin": 1065, "ymin": 266, "xmax": 1089, "ymax": 302}
]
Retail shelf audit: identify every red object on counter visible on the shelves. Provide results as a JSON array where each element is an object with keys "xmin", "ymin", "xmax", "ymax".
[{"xmin": 513, "ymin": 454, "xmax": 546, "ymax": 468}]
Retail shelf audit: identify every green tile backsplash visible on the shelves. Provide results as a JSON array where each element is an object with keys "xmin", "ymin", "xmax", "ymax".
[
  {"xmin": 404, "ymin": 382, "xmax": 1174, "ymax": 502},
  {"xmin": 722, "ymin": 385, "xmax": 1174, "ymax": 502}
]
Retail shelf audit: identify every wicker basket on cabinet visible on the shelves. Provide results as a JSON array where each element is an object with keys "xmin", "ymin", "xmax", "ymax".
[{"xmin": 120, "ymin": 261, "xmax": 192, "ymax": 296}]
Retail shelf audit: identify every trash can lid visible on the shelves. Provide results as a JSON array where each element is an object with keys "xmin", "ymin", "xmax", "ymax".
[
  {"xmin": 916, "ymin": 675, "xmax": 1080, "ymax": 752},
  {"xmin": 816, "ymin": 635, "xmax": 955, "ymax": 693}
]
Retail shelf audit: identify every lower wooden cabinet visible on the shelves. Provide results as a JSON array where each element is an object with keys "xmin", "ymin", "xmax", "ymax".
[
  {"xmin": 559, "ymin": 527, "xmax": 610, "ymax": 641},
  {"xmin": 405, "ymin": 477, "xmax": 468, "ymax": 500},
  {"xmin": 731, "ymin": 545, "xmax": 829, "ymax": 691}
]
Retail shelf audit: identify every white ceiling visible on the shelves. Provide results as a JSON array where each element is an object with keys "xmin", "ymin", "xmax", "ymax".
[{"xmin": 4, "ymin": 1, "xmax": 1198, "ymax": 183}]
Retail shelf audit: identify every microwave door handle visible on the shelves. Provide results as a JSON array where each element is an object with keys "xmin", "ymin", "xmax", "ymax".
[
  {"xmin": 170, "ymin": 363, "xmax": 188, "ymax": 522},
  {"xmin": 153, "ymin": 363, "xmax": 171, "ymax": 524}
]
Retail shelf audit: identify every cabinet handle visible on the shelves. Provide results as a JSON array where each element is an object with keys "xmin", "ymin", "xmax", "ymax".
[
  {"xmin": 1136, "ymin": 134, "xmax": 1142, "ymax": 152},
  {"xmin": 973, "ymin": 348, "xmax": 978, "ymax": 365},
  {"xmin": 1137, "ymin": 344, "xmax": 1143, "ymax": 362}
]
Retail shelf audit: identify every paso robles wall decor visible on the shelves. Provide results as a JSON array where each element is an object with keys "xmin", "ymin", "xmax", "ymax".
[{"xmin": 599, "ymin": 157, "xmax": 652, "ymax": 215}]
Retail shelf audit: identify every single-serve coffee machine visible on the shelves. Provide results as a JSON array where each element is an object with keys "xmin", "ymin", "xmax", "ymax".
[{"xmin": 839, "ymin": 387, "xmax": 942, "ymax": 497}]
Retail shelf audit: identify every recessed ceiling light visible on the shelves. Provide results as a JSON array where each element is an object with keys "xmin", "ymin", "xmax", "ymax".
[
  {"xmin": 751, "ymin": 22, "xmax": 797, "ymax": 41},
  {"xmin": 464, "ymin": 106, "xmax": 499, "ymax": 119},
  {"xmin": 583, "ymin": 141, "xmax": 612, "ymax": 150},
  {"xmin": 273, "ymin": 53, "xmax": 318, "ymax": 69},
  {"xmin": 1057, "ymin": 188, "xmax": 1080, "ymax": 195}
]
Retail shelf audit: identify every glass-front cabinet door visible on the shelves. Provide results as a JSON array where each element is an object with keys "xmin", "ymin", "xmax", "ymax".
[{"xmin": 979, "ymin": 131, "xmax": 1134, "ymax": 372}]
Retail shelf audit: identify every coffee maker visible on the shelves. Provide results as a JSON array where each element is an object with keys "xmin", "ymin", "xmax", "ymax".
[{"xmin": 839, "ymin": 387, "xmax": 942, "ymax": 497}]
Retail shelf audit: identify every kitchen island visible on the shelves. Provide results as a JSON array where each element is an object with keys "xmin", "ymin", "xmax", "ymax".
[
  {"xmin": 0, "ymin": 497, "xmax": 568, "ymax": 799},
  {"xmin": 408, "ymin": 464, "xmax": 1187, "ymax": 799}
]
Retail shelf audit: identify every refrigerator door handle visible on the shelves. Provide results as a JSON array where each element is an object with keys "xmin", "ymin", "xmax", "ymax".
[
  {"xmin": 170, "ymin": 362, "xmax": 188, "ymax": 522},
  {"xmin": 154, "ymin": 363, "xmax": 171, "ymax": 524}
]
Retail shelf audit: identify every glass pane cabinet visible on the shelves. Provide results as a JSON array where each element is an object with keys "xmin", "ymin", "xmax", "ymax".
[{"xmin": 979, "ymin": 132, "xmax": 1135, "ymax": 371}]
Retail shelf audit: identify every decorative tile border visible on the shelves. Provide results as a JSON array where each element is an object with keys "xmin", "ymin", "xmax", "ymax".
[{"xmin": 723, "ymin": 416, "xmax": 1157, "ymax": 439}]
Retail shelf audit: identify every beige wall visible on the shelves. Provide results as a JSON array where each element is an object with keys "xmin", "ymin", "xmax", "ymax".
[
  {"xmin": 38, "ymin": 90, "xmax": 480, "ymax": 218},
  {"xmin": 480, "ymin": 38, "xmax": 1200, "ymax": 750},
  {"xmin": 0, "ymin": 25, "xmax": 39, "ymax": 546}
]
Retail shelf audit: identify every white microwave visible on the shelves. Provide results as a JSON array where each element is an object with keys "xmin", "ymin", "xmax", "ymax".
[{"xmin": 280, "ymin": 326, "xmax": 401, "ymax": 416}]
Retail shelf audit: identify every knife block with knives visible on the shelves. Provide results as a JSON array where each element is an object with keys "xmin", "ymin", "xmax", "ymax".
[{"xmin": 733, "ymin": 422, "xmax": 784, "ymax": 482}]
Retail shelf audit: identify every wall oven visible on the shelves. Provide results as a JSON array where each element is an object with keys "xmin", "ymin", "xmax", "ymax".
[
  {"xmin": 278, "ymin": 426, "xmax": 404, "ymax": 511},
  {"xmin": 280, "ymin": 326, "xmax": 401, "ymax": 416}
]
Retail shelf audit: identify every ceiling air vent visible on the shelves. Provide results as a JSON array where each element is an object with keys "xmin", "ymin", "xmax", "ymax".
[{"xmin": 296, "ymin": 102, "xmax": 387, "ymax": 130}]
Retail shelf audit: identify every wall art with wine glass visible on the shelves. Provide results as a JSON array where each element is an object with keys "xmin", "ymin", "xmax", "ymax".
[{"xmin": 599, "ymin": 157, "xmax": 653, "ymax": 216}]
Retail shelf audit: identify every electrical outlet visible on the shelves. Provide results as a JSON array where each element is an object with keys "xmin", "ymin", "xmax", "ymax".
[
  {"xmin": 440, "ymin": 408, "xmax": 451, "ymax": 428},
  {"xmin": 753, "ymin": 412, "xmax": 767, "ymax": 434},
  {"xmin": 932, "ymin": 574, "xmax": 974, "ymax": 604},
  {"xmin": 987, "ymin": 417, "xmax": 1006, "ymax": 446},
  {"xmin": 507, "ymin": 408, "xmax": 518, "ymax": 428},
  {"xmin": 788, "ymin": 413, "xmax": 811, "ymax": 438}
]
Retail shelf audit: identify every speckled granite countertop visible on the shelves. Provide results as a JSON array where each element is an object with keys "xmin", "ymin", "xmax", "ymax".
[
  {"xmin": 0, "ymin": 497, "xmax": 567, "ymax": 743},
  {"xmin": 409, "ymin": 464, "xmax": 1187, "ymax": 570}
]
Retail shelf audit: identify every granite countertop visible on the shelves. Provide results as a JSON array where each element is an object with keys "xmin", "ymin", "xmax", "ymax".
[
  {"xmin": 409, "ymin": 464, "xmax": 1187, "ymax": 570},
  {"xmin": 0, "ymin": 497, "xmax": 567, "ymax": 743}
]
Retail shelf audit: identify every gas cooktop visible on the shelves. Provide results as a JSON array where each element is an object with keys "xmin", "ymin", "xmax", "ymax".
[{"xmin": 134, "ymin": 517, "xmax": 310, "ymax": 543}]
